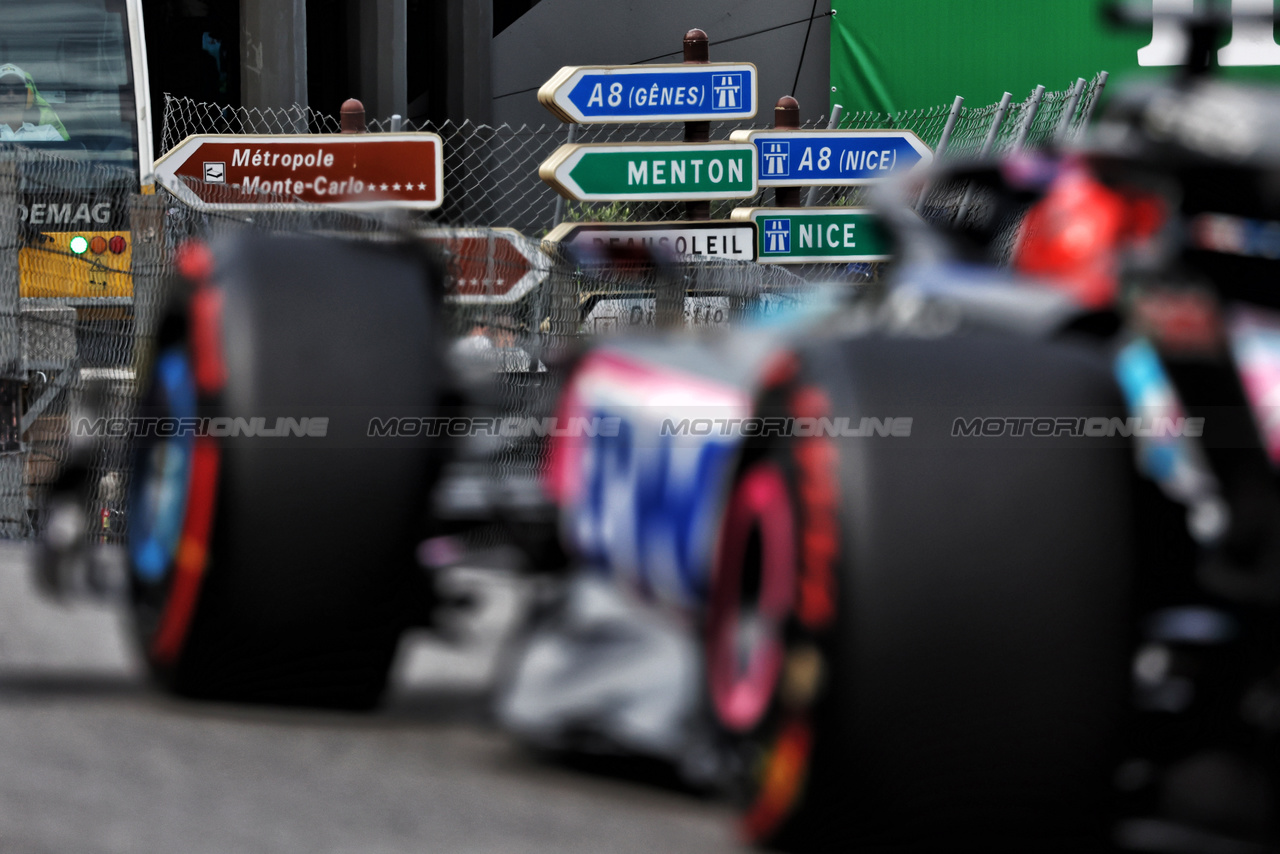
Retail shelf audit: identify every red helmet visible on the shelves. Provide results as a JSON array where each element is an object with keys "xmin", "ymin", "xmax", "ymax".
[{"xmin": 1012, "ymin": 159, "xmax": 1164, "ymax": 309}]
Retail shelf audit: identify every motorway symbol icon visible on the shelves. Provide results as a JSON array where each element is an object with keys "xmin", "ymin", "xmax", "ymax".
[
  {"xmin": 762, "ymin": 218, "xmax": 790, "ymax": 254},
  {"xmin": 729, "ymin": 129, "xmax": 933, "ymax": 187},
  {"xmin": 539, "ymin": 63, "xmax": 758, "ymax": 123},
  {"xmin": 760, "ymin": 141, "xmax": 790, "ymax": 178},
  {"xmin": 713, "ymin": 74, "xmax": 742, "ymax": 109}
]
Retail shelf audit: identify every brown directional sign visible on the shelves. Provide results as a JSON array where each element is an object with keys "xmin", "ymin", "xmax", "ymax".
[
  {"xmin": 153, "ymin": 133, "xmax": 444, "ymax": 210},
  {"xmin": 423, "ymin": 228, "xmax": 548, "ymax": 304}
]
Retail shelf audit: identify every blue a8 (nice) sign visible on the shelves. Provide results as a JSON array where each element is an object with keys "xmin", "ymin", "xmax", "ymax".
[
  {"xmin": 730, "ymin": 129, "xmax": 933, "ymax": 187},
  {"xmin": 539, "ymin": 63, "xmax": 758, "ymax": 123}
]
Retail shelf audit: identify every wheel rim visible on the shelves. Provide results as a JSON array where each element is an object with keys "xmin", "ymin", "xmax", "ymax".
[
  {"xmin": 707, "ymin": 460, "xmax": 797, "ymax": 733},
  {"xmin": 127, "ymin": 341, "xmax": 224, "ymax": 667},
  {"xmin": 129, "ymin": 347, "xmax": 195, "ymax": 583}
]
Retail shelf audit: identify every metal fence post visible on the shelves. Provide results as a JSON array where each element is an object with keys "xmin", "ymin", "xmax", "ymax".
[
  {"xmin": 0, "ymin": 164, "xmax": 18, "ymax": 379},
  {"xmin": 340, "ymin": 98, "xmax": 366, "ymax": 134},
  {"xmin": 0, "ymin": 163, "xmax": 23, "ymax": 535},
  {"xmin": 683, "ymin": 28, "xmax": 711, "ymax": 221},
  {"xmin": 774, "ymin": 96, "xmax": 802, "ymax": 207},
  {"xmin": 804, "ymin": 103, "xmax": 843, "ymax": 207},
  {"xmin": 129, "ymin": 193, "xmax": 168, "ymax": 367},
  {"xmin": 977, "ymin": 93, "xmax": 1014, "ymax": 158},
  {"xmin": 933, "ymin": 96, "xmax": 965, "ymax": 161},
  {"xmin": 1013, "ymin": 85, "xmax": 1046, "ymax": 152},
  {"xmin": 915, "ymin": 95, "xmax": 963, "ymax": 211},
  {"xmin": 1054, "ymin": 77, "xmax": 1087, "ymax": 144},
  {"xmin": 955, "ymin": 91, "xmax": 1012, "ymax": 223},
  {"xmin": 1076, "ymin": 71, "xmax": 1110, "ymax": 132}
]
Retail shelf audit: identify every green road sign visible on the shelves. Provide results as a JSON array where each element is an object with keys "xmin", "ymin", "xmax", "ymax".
[
  {"xmin": 540, "ymin": 142, "xmax": 757, "ymax": 202},
  {"xmin": 730, "ymin": 207, "xmax": 892, "ymax": 263}
]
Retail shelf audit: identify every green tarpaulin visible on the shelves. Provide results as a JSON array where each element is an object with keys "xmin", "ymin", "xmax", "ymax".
[{"xmin": 830, "ymin": 0, "xmax": 1280, "ymax": 113}]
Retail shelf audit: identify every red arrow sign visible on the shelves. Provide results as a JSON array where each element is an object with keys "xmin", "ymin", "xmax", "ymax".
[
  {"xmin": 426, "ymin": 229, "xmax": 548, "ymax": 304},
  {"xmin": 153, "ymin": 133, "xmax": 444, "ymax": 210}
]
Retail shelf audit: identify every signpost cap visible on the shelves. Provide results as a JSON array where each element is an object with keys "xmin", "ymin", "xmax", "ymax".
[
  {"xmin": 683, "ymin": 28, "xmax": 709, "ymax": 63},
  {"xmin": 774, "ymin": 96, "xmax": 800, "ymax": 129},
  {"xmin": 340, "ymin": 98, "xmax": 366, "ymax": 134}
]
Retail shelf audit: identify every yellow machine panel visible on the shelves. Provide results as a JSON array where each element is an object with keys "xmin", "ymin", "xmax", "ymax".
[{"xmin": 19, "ymin": 231, "xmax": 133, "ymax": 298}]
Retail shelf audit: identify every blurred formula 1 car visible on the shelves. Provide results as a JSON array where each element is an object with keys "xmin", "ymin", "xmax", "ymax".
[
  {"xmin": 41, "ymin": 5, "xmax": 1280, "ymax": 852},
  {"xmin": 105, "ymin": 194, "xmax": 1137, "ymax": 850},
  {"xmin": 97, "ymin": 224, "xmax": 1134, "ymax": 852}
]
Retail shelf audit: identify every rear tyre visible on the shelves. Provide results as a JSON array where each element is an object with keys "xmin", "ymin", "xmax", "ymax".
[
  {"xmin": 128, "ymin": 234, "xmax": 448, "ymax": 709},
  {"xmin": 708, "ymin": 333, "xmax": 1135, "ymax": 850}
]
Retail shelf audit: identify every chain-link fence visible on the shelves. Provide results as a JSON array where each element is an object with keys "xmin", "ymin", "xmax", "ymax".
[
  {"xmin": 0, "ymin": 72, "xmax": 1108, "ymax": 542},
  {"xmin": 159, "ymin": 71, "xmax": 1106, "ymax": 237},
  {"xmin": 0, "ymin": 148, "xmax": 150, "ymax": 538},
  {"xmin": 0, "ymin": 155, "xmax": 817, "ymax": 544},
  {"xmin": 154, "ymin": 179, "xmax": 815, "ymax": 519}
]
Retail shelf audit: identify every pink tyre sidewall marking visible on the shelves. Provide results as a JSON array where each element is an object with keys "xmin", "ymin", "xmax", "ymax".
[{"xmin": 708, "ymin": 461, "xmax": 797, "ymax": 733}]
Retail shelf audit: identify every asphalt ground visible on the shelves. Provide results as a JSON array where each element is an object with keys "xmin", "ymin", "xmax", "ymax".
[{"xmin": 0, "ymin": 543, "xmax": 744, "ymax": 854}]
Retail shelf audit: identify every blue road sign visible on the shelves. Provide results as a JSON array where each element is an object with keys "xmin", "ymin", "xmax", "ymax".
[
  {"xmin": 762, "ymin": 218, "xmax": 791, "ymax": 254},
  {"xmin": 539, "ymin": 63, "xmax": 758, "ymax": 123},
  {"xmin": 729, "ymin": 130, "xmax": 933, "ymax": 186}
]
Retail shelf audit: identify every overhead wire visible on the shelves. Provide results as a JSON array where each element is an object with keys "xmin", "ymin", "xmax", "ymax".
[
  {"xmin": 792, "ymin": 0, "xmax": 821, "ymax": 97},
  {"xmin": 492, "ymin": 9, "xmax": 835, "ymax": 101}
]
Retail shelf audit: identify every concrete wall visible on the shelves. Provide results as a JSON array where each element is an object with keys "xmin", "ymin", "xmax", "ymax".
[
  {"xmin": 357, "ymin": 0, "xmax": 408, "ymax": 121},
  {"xmin": 449, "ymin": 0, "xmax": 494, "ymax": 125},
  {"xmin": 492, "ymin": 0, "xmax": 833, "ymax": 129},
  {"xmin": 240, "ymin": 0, "xmax": 308, "ymax": 110}
]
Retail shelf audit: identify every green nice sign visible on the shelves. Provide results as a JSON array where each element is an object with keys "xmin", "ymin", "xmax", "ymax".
[
  {"xmin": 730, "ymin": 207, "xmax": 892, "ymax": 263},
  {"xmin": 540, "ymin": 142, "xmax": 757, "ymax": 201}
]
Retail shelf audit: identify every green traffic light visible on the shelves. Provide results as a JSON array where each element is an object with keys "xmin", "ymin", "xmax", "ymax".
[{"xmin": 69, "ymin": 235, "xmax": 89, "ymax": 255}]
